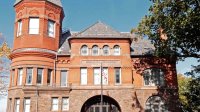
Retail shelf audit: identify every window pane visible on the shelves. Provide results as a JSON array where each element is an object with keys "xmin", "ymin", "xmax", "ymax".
[
  {"xmin": 15, "ymin": 99, "xmax": 20, "ymax": 112},
  {"xmin": 115, "ymin": 68, "xmax": 121, "ymax": 84},
  {"xmin": 47, "ymin": 69, "xmax": 52, "ymax": 85},
  {"xmin": 81, "ymin": 45, "xmax": 88, "ymax": 55},
  {"xmin": 92, "ymin": 46, "xmax": 99, "ymax": 56},
  {"xmin": 114, "ymin": 45, "xmax": 120, "ymax": 55},
  {"xmin": 48, "ymin": 20, "xmax": 55, "ymax": 37},
  {"xmin": 102, "ymin": 68, "xmax": 108, "ymax": 85},
  {"xmin": 18, "ymin": 68, "xmax": 23, "ymax": 85},
  {"xmin": 94, "ymin": 68, "xmax": 101, "ymax": 85},
  {"xmin": 61, "ymin": 71, "xmax": 67, "ymax": 86},
  {"xmin": 29, "ymin": 18, "xmax": 39, "ymax": 34},
  {"xmin": 103, "ymin": 46, "xmax": 109, "ymax": 55},
  {"xmin": 17, "ymin": 20, "xmax": 22, "ymax": 36},
  {"xmin": 52, "ymin": 98, "xmax": 58, "ymax": 111},
  {"xmin": 62, "ymin": 98, "xmax": 69, "ymax": 111},
  {"xmin": 81, "ymin": 68, "xmax": 87, "ymax": 85},
  {"xmin": 37, "ymin": 68, "xmax": 43, "ymax": 84},
  {"xmin": 12, "ymin": 70, "xmax": 15, "ymax": 85},
  {"xmin": 26, "ymin": 68, "xmax": 33, "ymax": 84},
  {"xmin": 24, "ymin": 99, "xmax": 30, "ymax": 112}
]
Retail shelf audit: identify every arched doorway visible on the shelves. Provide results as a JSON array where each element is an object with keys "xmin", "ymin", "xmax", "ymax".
[
  {"xmin": 81, "ymin": 95, "xmax": 121, "ymax": 112},
  {"xmin": 145, "ymin": 96, "xmax": 168, "ymax": 112}
]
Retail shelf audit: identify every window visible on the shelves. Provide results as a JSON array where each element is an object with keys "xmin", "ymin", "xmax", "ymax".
[
  {"xmin": 115, "ymin": 68, "xmax": 121, "ymax": 84},
  {"xmin": 113, "ymin": 45, "xmax": 120, "ymax": 55},
  {"xmin": 102, "ymin": 68, "xmax": 108, "ymax": 85},
  {"xmin": 17, "ymin": 20, "xmax": 22, "ymax": 36},
  {"xmin": 62, "ymin": 98, "xmax": 69, "ymax": 111},
  {"xmin": 81, "ymin": 45, "xmax": 88, "ymax": 56},
  {"xmin": 94, "ymin": 68, "xmax": 101, "ymax": 85},
  {"xmin": 29, "ymin": 18, "xmax": 39, "ymax": 34},
  {"xmin": 145, "ymin": 96, "xmax": 168, "ymax": 112},
  {"xmin": 47, "ymin": 69, "xmax": 52, "ymax": 85},
  {"xmin": 26, "ymin": 68, "xmax": 33, "ymax": 85},
  {"xmin": 81, "ymin": 68, "xmax": 87, "ymax": 85},
  {"xmin": 103, "ymin": 45, "xmax": 110, "ymax": 55},
  {"xmin": 15, "ymin": 99, "xmax": 20, "ymax": 112},
  {"xmin": 143, "ymin": 68, "xmax": 165, "ymax": 86},
  {"xmin": 52, "ymin": 98, "xmax": 59, "ymax": 111},
  {"xmin": 8, "ymin": 98, "xmax": 12, "ymax": 112},
  {"xmin": 37, "ymin": 68, "xmax": 43, "ymax": 84},
  {"xmin": 18, "ymin": 68, "xmax": 23, "ymax": 85},
  {"xmin": 12, "ymin": 69, "xmax": 15, "ymax": 86},
  {"xmin": 48, "ymin": 20, "xmax": 55, "ymax": 37},
  {"xmin": 92, "ymin": 45, "xmax": 99, "ymax": 56},
  {"xmin": 24, "ymin": 98, "xmax": 30, "ymax": 112},
  {"xmin": 61, "ymin": 70, "xmax": 67, "ymax": 87}
]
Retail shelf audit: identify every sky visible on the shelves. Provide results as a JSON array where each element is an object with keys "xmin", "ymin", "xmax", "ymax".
[{"xmin": 0, "ymin": 0, "xmax": 199, "ymax": 111}]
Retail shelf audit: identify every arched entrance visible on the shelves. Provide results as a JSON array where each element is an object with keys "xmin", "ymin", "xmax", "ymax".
[
  {"xmin": 145, "ymin": 96, "xmax": 168, "ymax": 112},
  {"xmin": 81, "ymin": 95, "xmax": 121, "ymax": 112}
]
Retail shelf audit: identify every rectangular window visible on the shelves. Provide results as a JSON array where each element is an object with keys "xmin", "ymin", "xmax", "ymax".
[
  {"xmin": 115, "ymin": 68, "xmax": 121, "ymax": 84},
  {"xmin": 61, "ymin": 70, "xmax": 67, "ymax": 87},
  {"xmin": 15, "ymin": 99, "xmax": 20, "ymax": 112},
  {"xmin": 102, "ymin": 68, "xmax": 108, "ymax": 85},
  {"xmin": 94, "ymin": 68, "xmax": 100, "ymax": 85},
  {"xmin": 12, "ymin": 69, "xmax": 15, "ymax": 86},
  {"xmin": 18, "ymin": 68, "xmax": 23, "ymax": 85},
  {"xmin": 24, "ymin": 98, "xmax": 30, "ymax": 112},
  {"xmin": 47, "ymin": 69, "xmax": 52, "ymax": 85},
  {"xmin": 8, "ymin": 98, "xmax": 12, "ymax": 112},
  {"xmin": 48, "ymin": 20, "xmax": 55, "ymax": 37},
  {"xmin": 37, "ymin": 68, "xmax": 43, "ymax": 84},
  {"xmin": 81, "ymin": 68, "xmax": 87, "ymax": 85},
  {"xmin": 17, "ymin": 20, "xmax": 22, "ymax": 36},
  {"xmin": 26, "ymin": 68, "xmax": 33, "ymax": 85},
  {"xmin": 62, "ymin": 98, "xmax": 69, "ymax": 111},
  {"xmin": 29, "ymin": 18, "xmax": 39, "ymax": 34},
  {"xmin": 51, "ymin": 98, "xmax": 58, "ymax": 111}
]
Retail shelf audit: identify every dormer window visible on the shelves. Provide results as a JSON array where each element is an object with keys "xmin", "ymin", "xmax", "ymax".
[
  {"xmin": 92, "ymin": 45, "xmax": 99, "ymax": 56},
  {"xmin": 103, "ymin": 45, "xmax": 109, "ymax": 56},
  {"xmin": 48, "ymin": 20, "xmax": 55, "ymax": 37},
  {"xmin": 17, "ymin": 20, "xmax": 22, "ymax": 37},
  {"xmin": 29, "ymin": 18, "xmax": 39, "ymax": 34},
  {"xmin": 113, "ymin": 45, "xmax": 120, "ymax": 55},
  {"xmin": 81, "ymin": 45, "xmax": 88, "ymax": 56}
]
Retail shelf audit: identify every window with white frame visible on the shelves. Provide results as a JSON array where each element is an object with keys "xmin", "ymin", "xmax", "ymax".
[
  {"xmin": 26, "ymin": 68, "xmax": 33, "ymax": 85},
  {"xmin": 94, "ymin": 68, "xmax": 101, "ymax": 85},
  {"xmin": 17, "ymin": 20, "xmax": 22, "ymax": 36},
  {"xmin": 51, "ymin": 98, "xmax": 59, "ymax": 111},
  {"xmin": 81, "ymin": 68, "xmax": 87, "ymax": 85},
  {"xmin": 15, "ymin": 98, "xmax": 20, "ymax": 112},
  {"xmin": 61, "ymin": 70, "xmax": 67, "ymax": 87},
  {"xmin": 47, "ymin": 69, "xmax": 52, "ymax": 85},
  {"xmin": 102, "ymin": 67, "xmax": 108, "ymax": 85},
  {"xmin": 62, "ymin": 98, "xmax": 69, "ymax": 111},
  {"xmin": 145, "ymin": 96, "xmax": 168, "ymax": 112},
  {"xmin": 113, "ymin": 45, "xmax": 120, "ymax": 55},
  {"xmin": 143, "ymin": 68, "xmax": 165, "ymax": 86},
  {"xmin": 29, "ymin": 18, "xmax": 39, "ymax": 34},
  {"xmin": 103, "ymin": 45, "xmax": 110, "ymax": 55},
  {"xmin": 115, "ymin": 68, "xmax": 121, "ymax": 84},
  {"xmin": 48, "ymin": 20, "xmax": 55, "ymax": 37},
  {"xmin": 37, "ymin": 68, "xmax": 43, "ymax": 84},
  {"xmin": 81, "ymin": 45, "xmax": 88, "ymax": 56},
  {"xmin": 18, "ymin": 68, "xmax": 23, "ymax": 85},
  {"xmin": 24, "ymin": 98, "xmax": 31, "ymax": 112},
  {"xmin": 92, "ymin": 45, "xmax": 99, "ymax": 56}
]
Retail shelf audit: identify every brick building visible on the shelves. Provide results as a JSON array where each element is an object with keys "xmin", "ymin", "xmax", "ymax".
[{"xmin": 7, "ymin": 0, "xmax": 179, "ymax": 112}]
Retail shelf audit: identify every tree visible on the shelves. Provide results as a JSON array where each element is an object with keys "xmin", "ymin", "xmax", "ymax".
[{"xmin": 132, "ymin": 0, "xmax": 200, "ymax": 111}]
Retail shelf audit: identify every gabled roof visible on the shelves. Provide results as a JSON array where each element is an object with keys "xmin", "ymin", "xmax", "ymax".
[
  {"xmin": 74, "ymin": 21, "xmax": 129, "ymax": 38},
  {"xmin": 14, "ymin": 0, "xmax": 62, "ymax": 7}
]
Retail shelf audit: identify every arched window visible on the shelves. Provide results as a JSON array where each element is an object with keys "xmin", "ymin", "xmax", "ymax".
[
  {"xmin": 81, "ymin": 45, "xmax": 88, "ymax": 56},
  {"xmin": 92, "ymin": 45, "xmax": 99, "ymax": 56},
  {"xmin": 103, "ymin": 45, "xmax": 110, "ymax": 56},
  {"xmin": 143, "ymin": 68, "xmax": 165, "ymax": 86},
  {"xmin": 145, "ymin": 96, "xmax": 168, "ymax": 112},
  {"xmin": 113, "ymin": 45, "xmax": 120, "ymax": 55}
]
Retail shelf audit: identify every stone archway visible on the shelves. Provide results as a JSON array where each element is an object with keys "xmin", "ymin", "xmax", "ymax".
[{"xmin": 81, "ymin": 95, "xmax": 121, "ymax": 112}]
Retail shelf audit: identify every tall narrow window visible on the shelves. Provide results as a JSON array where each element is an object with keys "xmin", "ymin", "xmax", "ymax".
[
  {"xmin": 12, "ymin": 69, "xmax": 15, "ymax": 86},
  {"xmin": 103, "ymin": 45, "xmax": 110, "ymax": 55},
  {"xmin": 37, "ymin": 68, "xmax": 43, "ymax": 84},
  {"xmin": 113, "ymin": 45, "xmax": 120, "ymax": 55},
  {"xmin": 61, "ymin": 70, "xmax": 67, "ymax": 87},
  {"xmin": 24, "ymin": 98, "xmax": 30, "ymax": 112},
  {"xmin": 17, "ymin": 20, "xmax": 22, "ymax": 36},
  {"xmin": 81, "ymin": 68, "xmax": 87, "ymax": 85},
  {"xmin": 29, "ymin": 18, "xmax": 39, "ymax": 34},
  {"xmin": 94, "ymin": 68, "xmax": 100, "ymax": 85},
  {"xmin": 26, "ymin": 68, "xmax": 33, "ymax": 85},
  {"xmin": 48, "ymin": 20, "xmax": 55, "ymax": 37},
  {"xmin": 81, "ymin": 45, "xmax": 88, "ymax": 56},
  {"xmin": 8, "ymin": 98, "xmax": 12, "ymax": 112},
  {"xmin": 15, "ymin": 99, "xmax": 20, "ymax": 112},
  {"xmin": 102, "ymin": 68, "xmax": 108, "ymax": 85},
  {"xmin": 92, "ymin": 45, "xmax": 99, "ymax": 56},
  {"xmin": 51, "ymin": 98, "xmax": 59, "ymax": 111},
  {"xmin": 115, "ymin": 68, "xmax": 121, "ymax": 84},
  {"xmin": 47, "ymin": 69, "xmax": 52, "ymax": 85},
  {"xmin": 18, "ymin": 68, "xmax": 23, "ymax": 85},
  {"xmin": 62, "ymin": 98, "xmax": 69, "ymax": 111}
]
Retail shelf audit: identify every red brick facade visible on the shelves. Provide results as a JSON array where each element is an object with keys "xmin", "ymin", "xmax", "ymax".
[{"xmin": 7, "ymin": 0, "xmax": 179, "ymax": 112}]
